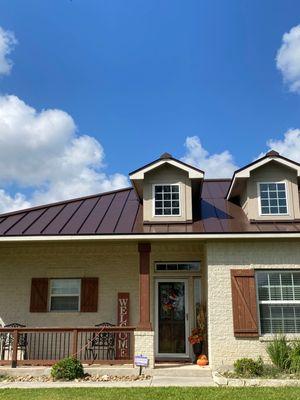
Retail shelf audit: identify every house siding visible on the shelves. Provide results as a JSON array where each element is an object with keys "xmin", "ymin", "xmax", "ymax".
[
  {"xmin": 0, "ymin": 242, "xmax": 140, "ymax": 327},
  {"xmin": 207, "ymin": 239, "xmax": 300, "ymax": 369}
]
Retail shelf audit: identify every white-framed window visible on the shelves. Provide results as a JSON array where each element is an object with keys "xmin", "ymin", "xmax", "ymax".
[
  {"xmin": 258, "ymin": 182, "xmax": 288, "ymax": 215},
  {"xmin": 50, "ymin": 279, "xmax": 81, "ymax": 312},
  {"xmin": 155, "ymin": 262, "xmax": 200, "ymax": 272},
  {"xmin": 153, "ymin": 184, "xmax": 180, "ymax": 216},
  {"xmin": 257, "ymin": 271, "xmax": 300, "ymax": 334}
]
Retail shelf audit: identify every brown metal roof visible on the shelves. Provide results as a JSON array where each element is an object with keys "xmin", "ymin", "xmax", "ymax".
[{"xmin": 0, "ymin": 181, "xmax": 300, "ymax": 236}]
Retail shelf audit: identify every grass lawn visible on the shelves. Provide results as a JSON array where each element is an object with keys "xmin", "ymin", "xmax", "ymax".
[{"xmin": 1, "ymin": 388, "xmax": 300, "ymax": 399}]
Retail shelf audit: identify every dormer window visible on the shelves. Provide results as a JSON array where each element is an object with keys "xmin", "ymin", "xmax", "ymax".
[
  {"xmin": 154, "ymin": 184, "xmax": 180, "ymax": 216},
  {"xmin": 259, "ymin": 182, "xmax": 288, "ymax": 215}
]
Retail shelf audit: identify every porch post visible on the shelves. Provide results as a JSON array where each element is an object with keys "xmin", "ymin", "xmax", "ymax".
[{"xmin": 137, "ymin": 243, "xmax": 152, "ymax": 331}]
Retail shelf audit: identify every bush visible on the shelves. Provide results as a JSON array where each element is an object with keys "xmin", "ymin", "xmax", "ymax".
[
  {"xmin": 233, "ymin": 357, "xmax": 264, "ymax": 377},
  {"xmin": 288, "ymin": 341, "xmax": 300, "ymax": 374},
  {"xmin": 266, "ymin": 335, "xmax": 291, "ymax": 371},
  {"xmin": 51, "ymin": 357, "xmax": 84, "ymax": 381}
]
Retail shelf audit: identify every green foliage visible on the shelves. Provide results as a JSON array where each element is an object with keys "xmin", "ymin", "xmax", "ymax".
[
  {"xmin": 288, "ymin": 341, "xmax": 300, "ymax": 374},
  {"xmin": 266, "ymin": 335, "xmax": 291, "ymax": 371},
  {"xmin": 51, "ymin": 357, "xmax": 84, "ymax": 381},
  {"xmin": 233, "ymin": 357, "xmax": 264, "ymax": 377}
]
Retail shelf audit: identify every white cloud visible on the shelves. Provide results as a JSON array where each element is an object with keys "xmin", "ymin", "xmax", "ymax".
[
  {"xmin": 181, "ymin": 136, "xmax": 238, "ymax": 178},
  {"xmin": 0, "ymin": 190, "xmax": 30, "ymax": 214},
  {"xmin": 0, "ymin": 95, "xmax": 128, "ymax": 213},
  {"xmin": 276, "ymin": 25, "xmax": 300, "ymax": 93},
  {"xmin": 0, "ymin": 26, "xmax": 17, "ymax": 75},
  {"xmin": 263, "ymin": 128, "xmax": 300, "ymax": 162}
]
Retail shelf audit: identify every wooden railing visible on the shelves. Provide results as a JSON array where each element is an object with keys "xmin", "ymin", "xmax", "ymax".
[{"xmin": 0, "ymin": 326, "xmax": 136, "ymax": 367}]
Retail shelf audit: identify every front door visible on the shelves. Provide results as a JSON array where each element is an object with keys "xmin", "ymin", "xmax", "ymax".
[{"xmin": 155, "ymin": 279, "xmax": 189, "ymax": 358}]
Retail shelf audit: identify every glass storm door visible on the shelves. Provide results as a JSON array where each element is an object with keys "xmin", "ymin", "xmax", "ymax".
[{"xmin": 156, "ymin": 280, "xmax": 188, "ymax": 357}]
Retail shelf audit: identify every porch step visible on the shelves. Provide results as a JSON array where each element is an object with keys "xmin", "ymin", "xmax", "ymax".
[{"xmin": 152, "ymin": 364, "xmax": 212, "ymax": 378}]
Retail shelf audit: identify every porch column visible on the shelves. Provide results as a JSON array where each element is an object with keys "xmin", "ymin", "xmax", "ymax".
[{"xmin": 137, "ymin": 243, "xmax": 152, "ymax": 331}]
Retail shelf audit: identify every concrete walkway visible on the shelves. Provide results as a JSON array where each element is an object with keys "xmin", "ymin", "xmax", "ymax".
[{"xmin": 0, "ymin": 376, "xmax": 216, "ymax": 388}]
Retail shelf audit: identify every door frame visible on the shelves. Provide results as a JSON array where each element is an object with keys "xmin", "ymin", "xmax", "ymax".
[{"xmin": 154, "ymin": 278, "xmax": 189, "ymax": 358}]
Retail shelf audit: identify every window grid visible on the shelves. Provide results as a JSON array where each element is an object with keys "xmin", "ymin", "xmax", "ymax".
[
  {"xmin": 155, "ymin": 262, "xmax": 200, "ymax": 272},
  {"xmin": 154, "ymin": 184, "xmax": 180, "ymax": 216},
  {"xmin": 259, "ymin": 182, "xmax": 288, "ymax": 215},
  {"xmin": 257, "ymin": 271, "xmax": 300, "ymax": 334}
]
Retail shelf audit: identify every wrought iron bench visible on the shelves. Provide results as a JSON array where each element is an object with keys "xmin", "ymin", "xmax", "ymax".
[
  {"xmin": 84, "ymin": 322, "xmax": 116, "ymax": 362},
  {"xmin": 0, "ymin": 323, "xmax": 28, "ymax": 361}
]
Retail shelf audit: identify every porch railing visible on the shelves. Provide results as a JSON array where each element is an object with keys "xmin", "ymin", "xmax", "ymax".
[{"xmin": 0, "ymin": 326, "xmax": 136, "ymax": 367}]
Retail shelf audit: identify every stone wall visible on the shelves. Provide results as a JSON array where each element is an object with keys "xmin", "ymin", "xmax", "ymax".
[{"xmin": 207, "ymin": 239, "xmax": 300, "ymax": 369}]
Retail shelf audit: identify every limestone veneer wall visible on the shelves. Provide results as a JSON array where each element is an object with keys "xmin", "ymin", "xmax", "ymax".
[
  {"xmin": 207, "ymin": 239, "xmax": 300, "ymax": 369},
  {"xmin": 0, "ymin": 241, "xmax": 139, "ymax": 327}
]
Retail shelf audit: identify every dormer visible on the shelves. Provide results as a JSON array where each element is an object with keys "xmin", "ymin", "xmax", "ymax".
[
  {"xmin": 227, "ymin": 150, "xmax": 300, "ymax": 221},
  {"xmin": 129, "ymin": 153, "xmax": 204, "ymax": 223}
]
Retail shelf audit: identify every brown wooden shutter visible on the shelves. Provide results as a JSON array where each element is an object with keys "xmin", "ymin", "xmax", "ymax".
[
  {"xmin": 30, "ymin": 278, "xmax": 49, "ymax": 312},
  {"xmin": 81, "ymin": 278, "xmax": 98, "ymax": 312},
  {"xmin": 231, "ymin": 269, "xmax": 259, "ymax": 337}
]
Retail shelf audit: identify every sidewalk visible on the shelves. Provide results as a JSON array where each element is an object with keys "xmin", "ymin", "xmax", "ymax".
[{"xmin": 0, "ymin": 376, "xmax": 216, "ymax": 388}]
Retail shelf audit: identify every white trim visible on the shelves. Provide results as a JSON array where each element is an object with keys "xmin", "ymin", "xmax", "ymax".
[
  {"xmin": 152, "ymin": 183, "xmax": 181, "ymax": 217},
  {"xmin": 1, "ymin": 233, "xmax": 300, "ymax": 242},
  {"xmin": 155, "ymin": 278, "xmax": 189, "ymax": 358},
  {"xmin": 226, "ymin": 156, "xmax": 300, "ymax": 200},
  {"xmin": 129, "ymin": 159, "xmax": 204, "ymax": 180},
  {"xmin": 257, "ymin": 181, "xmax": 289, "ymax": 216}
]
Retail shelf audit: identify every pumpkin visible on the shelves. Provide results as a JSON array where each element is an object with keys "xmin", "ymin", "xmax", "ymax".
[{"xmin": 197, "ymin": 354, "xmax": 208, "ymax": 366}]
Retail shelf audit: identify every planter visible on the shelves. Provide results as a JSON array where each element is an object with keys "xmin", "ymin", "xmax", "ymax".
[{"xmin": 192, "ymin": 342, "xmax": 203, "ymax": 363}]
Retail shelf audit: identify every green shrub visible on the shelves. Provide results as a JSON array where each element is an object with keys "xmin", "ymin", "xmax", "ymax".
[
  {"xmin": 288, "ymin": 341, "xmax": 300, "ymax": 374},
  {"xmin": 266, "ymin": 335, "xmax": 290, "ymax": 371},
  {"xmin": 233, "ymin": 357, "xmax": 264, "ymax": 377},
  {"xmin": 51, "ymin": 357, "xmax": 84, "ymax": 381}
]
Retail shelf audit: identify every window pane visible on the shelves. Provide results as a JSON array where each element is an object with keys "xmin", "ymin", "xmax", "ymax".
[
  {"xmin": 260, "ymin": 184, "xmax": 268, "ymax": 190},
  {"xmin": 281, "ymin": 273, "xmax": 292, "ymax": 286},
  {"xmin": 156, "ymin": 264, "xmax": 166, "ymax": 271},
  {"xmin": 294, "ymin": 273, "xmax": 300, "ymax": 286},
  {"xmin": 154, "ymin": 185, "xmax": 180, "ymax": 216},
  {"xmin": 258, "ymin": 270, "xmax": 300, "ymax": 334},
  {"xmin": 259, "ymin": 183, "xmax": 287, "ymax": 215},
  {"xmin": 166, "ymin": 264, "xmax": 177, "ymax": 270},
  {"xmin": 50, "ymin": 296, "xmax": 79, "ymax": 311},
  {"xmin": 156, "ymin": 262, "xmax": 200, "ymax": 272},
  {"xmin": 270, "ymin": 286, "xmax": 282, "ymax": 300},
  {"xmin": 51, "ymin": 279, "xmax": 80, "ymax": 295},
  {"xmin": 269, "ymin": 274, "xmax": 280, "ymax": 285}
]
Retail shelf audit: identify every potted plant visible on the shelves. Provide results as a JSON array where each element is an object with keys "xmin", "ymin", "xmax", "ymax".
[{"xmin": 188, "ymin": 304, "xmax": 206, "ymax": 363}]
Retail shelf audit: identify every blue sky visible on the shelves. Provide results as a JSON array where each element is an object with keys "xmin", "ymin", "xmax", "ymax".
[{"xmin": 1, "ymin": 0, "xmax": 300, "ymax": 211}]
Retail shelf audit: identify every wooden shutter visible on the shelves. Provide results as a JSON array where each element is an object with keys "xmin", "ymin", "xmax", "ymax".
[
  {"xmin": 231, "ymin": 269, "xmax": 259, "ymax": 337},
  {"xmin": 81, "ymin": 278, "xmax": 98, "ymax": 312},
  {"xmin": 30, "ymin": 278, "xmax": 49, "ymax": 312}
]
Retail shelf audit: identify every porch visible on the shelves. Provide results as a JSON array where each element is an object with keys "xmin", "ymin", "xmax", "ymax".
[{"xmin": 0, "ymin": 240, "xmax": 205, "ymax": 368}]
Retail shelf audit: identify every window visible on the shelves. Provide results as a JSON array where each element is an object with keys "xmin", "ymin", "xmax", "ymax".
[
  {"xmin": 257, "ymin": 271, "xmax": 300, "ymax": 334},
  {"xmin": 50, "ymin": 279, "xmax": 81, "ymax": 312},
  {"xmin": 154, "ymin": 184, "xmax": 180, "ymax": 216},
  {"xmin": 259, "ymin": 182, "xmax": 288, "ymax": 215},
  {"xmin": 155, "ymin": 262, "xmax": 200, "ymax": 272}
]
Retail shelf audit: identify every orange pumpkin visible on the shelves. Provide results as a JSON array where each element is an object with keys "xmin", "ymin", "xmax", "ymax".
[{"xmin": 197, "ymin": 354, "xmax": 208, "ymax": 366}]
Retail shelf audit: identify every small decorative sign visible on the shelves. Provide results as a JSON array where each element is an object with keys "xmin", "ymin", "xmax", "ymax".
[
  {"xmin": 116, "ymin": 292, "xmax": 130, "ymax": 359},
  {"xmin": 134, "ymin": 354, "xmax": 149, "ymax": 367}
]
